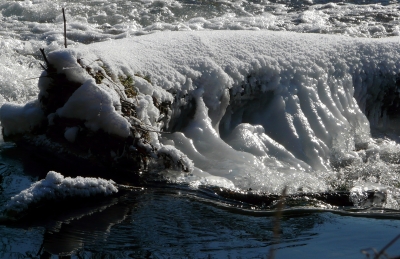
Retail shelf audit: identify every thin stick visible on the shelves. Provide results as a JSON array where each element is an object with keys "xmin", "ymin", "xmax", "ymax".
[
  {"xmin": 268, "ymin": 186, "xmax": 287, "ymax": 259},
  {"xmin": 62, "ymin": 8, "xmax": 67, "ymax": 48},
  {"xmin": 374, "ymin": 234, "xmax": 400, "ymax": 259},
  {"xmin": 39, "ymin": 48, "xmax": 50, "ymax": 69},
  {"xmin": 25, "ymin": 75, "xmax": 53, "ymax": 80}
]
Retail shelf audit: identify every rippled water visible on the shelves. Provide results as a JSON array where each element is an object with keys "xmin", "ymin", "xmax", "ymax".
[
  {"xmin": 2, "ymin": 185, "xmax": 400, "ymax": 258},
  {"xmin": 0, "ymin": 144, "xmax": 399, "ymax": 258}
]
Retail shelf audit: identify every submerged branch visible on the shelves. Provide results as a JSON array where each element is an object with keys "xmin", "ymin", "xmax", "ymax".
[
  {"xmin": 268, "ymin": 187, "xmax": 286, "ymax": 259},
  {"xmin": 374, "ymin": 234, "xmax": 400, "ymax": 259}
]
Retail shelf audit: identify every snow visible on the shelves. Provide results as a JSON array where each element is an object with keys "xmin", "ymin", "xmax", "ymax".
[
  {"xmin": 158, "ymin": 144, "xmax": 194, "ymax": 172},
  {"xmin": 0, "ymin": 100, "xmax": 44, "ymax": 136},
  {"xmin": 64, "ymin": 126, "xmax": 79, "ymax": 143},
  {"xmin": 1, "ymin": 30, "xmax": 400, "ymax": 193},
  {"xmin": 56, "ymin": 78, "xmax": 131, "ymax": 138},
  {"xmin": 4, "ymin": 171, "xmax": 118, "ymax": 214},
  {"xmin": 90, "ymin": 31, "xmax": 400, "ymax": 192}
]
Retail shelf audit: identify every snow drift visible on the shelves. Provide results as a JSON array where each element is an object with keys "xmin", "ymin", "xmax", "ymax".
[
  {"xmin": 3, "ymin": 171, "xmax": 118, "ymax": 216},
  {"xmin": 1, "ymin": 30, "xmax": 400, "ymax": 194}
]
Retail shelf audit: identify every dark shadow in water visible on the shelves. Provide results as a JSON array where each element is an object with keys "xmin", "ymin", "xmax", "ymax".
[
  {"xmin": 3, "ymin": 193, "xmax": 136, "ymax": 258},
  {"xmin": 2, "ymin": 185, "xmax": 400, "ymax": 258},
  {"xmin": 0, "ymin": 187, "xmax": 329, "ymax": 258},
  {"xmin": 0, "ymin": 142, "xmax": 143, "ymax": 185},
  {"xmin": 1, "ymin": 144, "xmax": 400, "ymax": 258},
  {"xmin": 38, "ymin": 201, "xmax": 130, "ymax": 257}
]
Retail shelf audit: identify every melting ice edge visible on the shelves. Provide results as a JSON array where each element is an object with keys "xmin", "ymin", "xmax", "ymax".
[{"xmin": 2, "ymin": 30, "xmax": 400, "ymax": 212}]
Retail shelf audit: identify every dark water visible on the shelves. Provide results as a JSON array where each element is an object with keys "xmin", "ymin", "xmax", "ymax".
[
  {"xmin": 1, "ymin": 187, "xmax": 400, "ymax": 258},
  {"xmin": 0, "ymin": 144, "xmax": 400, "ymax": 258},
  {"xmin": 1, "ymin": 150, "xmax": 400, "ymax": 259}
]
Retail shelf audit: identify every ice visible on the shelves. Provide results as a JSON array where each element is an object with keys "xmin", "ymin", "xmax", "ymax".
[
  {"xmin": 2, "ymin": 29, "xmax": 400, "ymax": 193},
  {"xmin": 1, "ymin": 0, "xmax": 400, "ymax": 197},
  {"xmin": 3, "ymin": 171, "xmax": 118, "ymax": 214},
  {"xmin": 158, "ymin": 145, "xmax": 194, "ymax": 172},
  {"xmin": 74, "ymin": 30, "xmax": 400, "ymax": 192}
]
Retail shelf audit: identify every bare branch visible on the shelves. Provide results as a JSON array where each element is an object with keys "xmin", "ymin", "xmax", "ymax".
[
  {"xmin": 39, "ymin": 49, "xmax": 50, "ymax": 69},
  {"xmin": 62, "ymin": 8, "xmax": 67, "ymax": 48}
]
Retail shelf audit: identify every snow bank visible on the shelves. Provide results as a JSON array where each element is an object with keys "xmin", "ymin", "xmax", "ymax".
[
  {"xmin": 2, "ymin": 30, "xmax": 400, "ymax": 193},
  {"xmin": 4, "ymin": 171, "xmax": 118, "ymax": 214},
  {"xmin": 58, "ymin": 30, "xmax": 400, "ymax": 192}
]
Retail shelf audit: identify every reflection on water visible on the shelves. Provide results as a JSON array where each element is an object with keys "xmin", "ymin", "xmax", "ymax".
[
  {"xmin": 1, "ymin": 194, "xmax": 132, "ymax": 258},
  {"xmin": 1, "ymin": 187, "xmax": 400, "ymax": 258},
  {"xmin": 39, "ymin": 200, "xmax": 130, "ymax": 256},
  {"xmin": 0, "ymin": 146, "xmax": 399, "ymax": 258}
]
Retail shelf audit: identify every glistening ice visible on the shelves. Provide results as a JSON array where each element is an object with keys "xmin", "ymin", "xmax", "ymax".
[{"xmin": 1, "ymin": 30, "xmax": 400, "ymax": 199}]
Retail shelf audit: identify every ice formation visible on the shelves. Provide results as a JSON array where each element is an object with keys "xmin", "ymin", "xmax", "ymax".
[
  {"xmin": 4, "ymin": 171, "xmax": 118, "ymax": 214},
  {"xmin": 1, "ymin": 30, "xmax": 400, "ymax": 194},
  {"xmin": 66, "ymin": 30, "xmax": 400, "ymax": 192}
]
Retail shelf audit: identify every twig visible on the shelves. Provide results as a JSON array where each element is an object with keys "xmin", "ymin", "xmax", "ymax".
[
  {"xmin": 62, "ymin": 8, "xmax": 67, "ymax": 48},
  {"xmin": 39, "ymin": 48, "xmax": 50, "ymax": 69},
  {"xmin": 373, "ymin": 234, "xmax": 400, "ymax": 259},
  {"xmin": 128, "ymin": 116, "xmax": 171, "ymax": 134},
  {"xmin": 74, "ymin": 58, "xmax": 168, "ymax": 135},
  {"xmin": 103, "ymin": 76, "xmax": 130, "ymax": 102},
  {"xmin": 25, "ymin": 75, "xmax": 56, "ymax": 80},
  {"xmin": 134, "ymin": 124, "xmax": 171, "ymax": 134},
  {"xmin": 268, "ymin": 186, "xmax": 287, "ymax": 259}
]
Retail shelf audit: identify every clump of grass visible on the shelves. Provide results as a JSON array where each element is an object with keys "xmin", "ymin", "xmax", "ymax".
[{"xmin": 119, "ymin": 75, "xmax": 138, "ymax": 98}]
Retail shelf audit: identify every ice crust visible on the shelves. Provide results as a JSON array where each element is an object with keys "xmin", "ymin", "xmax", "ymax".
[
  {"xmin": 2, "ymin": 30, "xmax": 400, "ymax": 194},
  {"xmin": 62, "ymin": 30, "xmax": 399, "ymax": 193},
  {"xmin": 4, "ymin": 171, "xmax": 118, "ymax": 213}
]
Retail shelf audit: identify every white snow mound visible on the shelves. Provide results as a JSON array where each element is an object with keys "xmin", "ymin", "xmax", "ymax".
[{"xmin": 5, "ymin": 171, "xmax": 118, "ymax": 213}]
